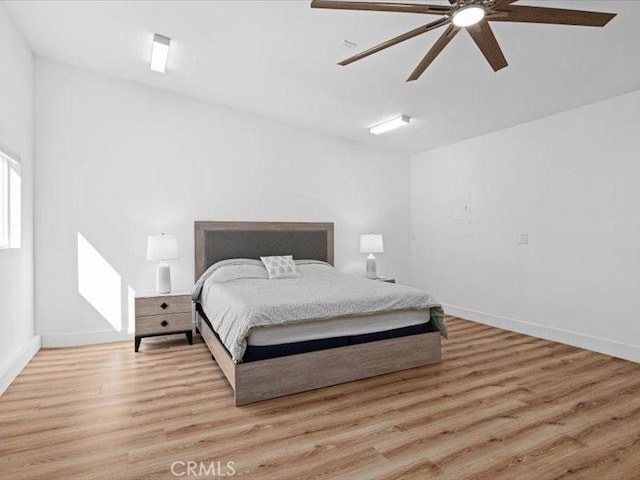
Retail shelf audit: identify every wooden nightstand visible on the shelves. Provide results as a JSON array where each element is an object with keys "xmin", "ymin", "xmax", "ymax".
[
  {"xmin": 135, "ymin": 291, "xmax": 193, "ymax": 352},
  {"xmin": 373, "ymin": 277, "xmax": 395, "ymax": 283}
]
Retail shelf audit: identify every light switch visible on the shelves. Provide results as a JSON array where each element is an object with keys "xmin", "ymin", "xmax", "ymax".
[{"xmin": 517, "ymin": 234, "xmax": 529, "ymax": 245}]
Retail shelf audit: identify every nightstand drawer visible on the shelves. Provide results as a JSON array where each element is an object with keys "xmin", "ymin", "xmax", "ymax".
[
  {"xmin": 135, "ymin": 312, "xmax": 192, "ymax": 336},
  {"xmin": 135, "ymin": 295, "xmax": 191, "ymax": 316}
]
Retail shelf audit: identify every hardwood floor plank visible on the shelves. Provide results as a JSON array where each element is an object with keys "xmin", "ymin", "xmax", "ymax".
[{"xmin": 1, "ymin": 317, "xmax": 639, "ymax": 479}]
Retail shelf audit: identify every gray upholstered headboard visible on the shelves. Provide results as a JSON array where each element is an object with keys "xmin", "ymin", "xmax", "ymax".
[{"xmin": 194, "ymin": 221, "xmax": 334, "ymax": 281}]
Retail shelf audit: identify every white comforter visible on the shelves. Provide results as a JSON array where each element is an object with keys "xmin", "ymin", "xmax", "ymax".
[{"xmin": 193, "ymin": 259, "xmax": 446, "ymax": 363}]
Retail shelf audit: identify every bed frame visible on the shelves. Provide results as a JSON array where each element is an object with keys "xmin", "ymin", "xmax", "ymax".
[{"xmin": 194, "ymin": 221, "xmax": 442, "ymax": 406}]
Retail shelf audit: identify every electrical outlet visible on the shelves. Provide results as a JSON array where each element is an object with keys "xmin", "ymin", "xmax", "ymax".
[{"xmin": 517, "ymin": 233, "xmax": 529, "ymax": 245}]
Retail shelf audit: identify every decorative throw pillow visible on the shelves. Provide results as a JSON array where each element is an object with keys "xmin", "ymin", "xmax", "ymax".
[{"xmin": 260, "ymin": 255, "xmax": 301, "ymax": 279}]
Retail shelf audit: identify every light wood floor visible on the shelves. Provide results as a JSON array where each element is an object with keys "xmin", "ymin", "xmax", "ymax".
[{"xmin": 1, "ymin": 317, "xmax": 640, "ymax": 480}]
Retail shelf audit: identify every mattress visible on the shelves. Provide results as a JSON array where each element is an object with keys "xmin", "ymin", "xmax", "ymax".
[
  {"xmin": 196, "ymin": 304, "xmax": 434, "ymax": 362},
  {"xmin": 247, "ymin": 309, "xmax": 430, "ymax": 346}
]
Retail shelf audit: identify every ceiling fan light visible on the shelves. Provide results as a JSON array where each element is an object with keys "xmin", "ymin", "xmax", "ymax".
[{"xmin": 452, "ymin": 5, "xmax": 486, "ymax": 28}]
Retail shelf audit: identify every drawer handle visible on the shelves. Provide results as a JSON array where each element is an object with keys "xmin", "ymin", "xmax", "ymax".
[
  {"xmin": 161, "ymin": 320, "xmax": 168, "ymax": 327},
  {"xmin": 160, "ymin": 303, "xmax": 168, "ymax": 310}
]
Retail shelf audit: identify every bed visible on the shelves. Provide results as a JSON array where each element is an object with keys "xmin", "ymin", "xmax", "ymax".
[{"xmin": 193, "ymin": 221, "xmax": 445, "ymax": 406}]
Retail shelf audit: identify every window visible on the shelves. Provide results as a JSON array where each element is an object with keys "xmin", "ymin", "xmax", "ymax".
[{"xmin": 0, "ymin": 147, "xmax": 21, "ymax": 249}]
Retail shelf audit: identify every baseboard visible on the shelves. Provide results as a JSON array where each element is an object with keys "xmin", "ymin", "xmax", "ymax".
[
  {"xmin": 0, "ymin": 335, "xmax": 41, "ymax": 396},
  {"xmin": 444, "ymin": 304, "xmax": 640, "ymax": 364},
  {"xmin": 41, "ymin": 330, "xmax": 133, "ymax": 348}
]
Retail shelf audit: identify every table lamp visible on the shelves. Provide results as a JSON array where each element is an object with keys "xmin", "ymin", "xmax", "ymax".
[
  {"xmin": 360, "ymin": 233, "xmax": 384, "ymax": 279},
  {"xmin": 147, "ymin": 233, "xmax": 179, "ymax": 294}
]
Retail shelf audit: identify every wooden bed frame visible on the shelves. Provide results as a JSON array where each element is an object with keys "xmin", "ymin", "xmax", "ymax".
[{"xmin": 194, "ymin": 221, "xmax": 442, "ymax": 406}]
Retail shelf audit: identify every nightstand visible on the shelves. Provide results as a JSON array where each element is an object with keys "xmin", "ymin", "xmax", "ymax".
[
  {"xmin": 135, "ymin": 291, "xmax": 193, "ymax": 352},
  {"xmin": 373, "ymin": 277, "xmax": 395, "ymax": 283}
]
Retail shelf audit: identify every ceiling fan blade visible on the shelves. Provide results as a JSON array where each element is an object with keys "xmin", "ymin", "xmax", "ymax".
[
  {"xmin": 339, "ymin": 18, "xmax": 449, "ymax": 66},
  {"xmin": 491, "ymin": 5, "xmax": 616, "ymax": 27},
  {"xmin": 452, "ymin": 0, "xmax": 517, "ymax": 4},
  {"xmin": 310, "ymin": 0, "xmax": 451, "ymax": 15},
  {"xmin": 407, "ymin": 25, "xmax": 459, "ymax": 82},
  {"xmin": 466, "ymin": 20, "xmax": 508, "ymax": 72}
]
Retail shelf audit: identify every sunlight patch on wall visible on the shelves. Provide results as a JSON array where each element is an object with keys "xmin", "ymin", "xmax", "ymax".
[{"xmin": 77, "ymin": 232, "xmax": 122, "ymax": 331}]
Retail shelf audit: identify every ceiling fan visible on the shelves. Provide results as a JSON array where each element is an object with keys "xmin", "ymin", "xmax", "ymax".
[{"xmin": 310, "ymin": 0, "xmax": 616, "ymax": 81}]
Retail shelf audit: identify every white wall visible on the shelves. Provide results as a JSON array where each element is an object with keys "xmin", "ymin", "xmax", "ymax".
[
  {"xmin": 35, "ymin": 58, "xmax": 411, "ymax": 346},
  {"xmin": 0, "ymin": 5, "xmax": 38, "ymax": 395},
  {"xmin": 411, "ymin": 89, "xmax": 640, "ymax": 362}
]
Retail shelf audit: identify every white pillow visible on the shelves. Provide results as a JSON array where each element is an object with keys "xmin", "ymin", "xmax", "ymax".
[
  {"xmin": 209, "ymin": 264, "xmax": 268, "ymax": 283},
  {"xmin": 260, "ymin": 255, "xmax": 301, "ymax": 279},
  {"xmin": 192, "ymin": 259, "xmax": 266, "ymax": 301}
]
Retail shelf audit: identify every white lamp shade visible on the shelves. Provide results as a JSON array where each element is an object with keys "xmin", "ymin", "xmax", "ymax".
[
  {"xmin": 360, "ymin": 233, "xmax": 384, "ymax": 253},
  {"xmin": 146, "ymin": 234, "xmax": 179, "ymax": 261}
]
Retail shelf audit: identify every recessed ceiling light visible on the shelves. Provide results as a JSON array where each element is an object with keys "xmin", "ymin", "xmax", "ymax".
[
  {"xmin": 452, "ymin": 5, "xmax": 486, "ymax": 28},
  {"xmin": 150, "ymin": 34, "xmax": 171, "ymax": 73},
  {"xmin": 369, "ymin": 115, "xmax": 411, "ymax": 135}
]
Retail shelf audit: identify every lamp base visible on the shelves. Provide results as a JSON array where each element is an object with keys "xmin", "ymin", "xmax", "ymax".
[
  {"xmin": 366, "ymin": 254, "xmax": 377, "ymax": 279},
  {"xmin": 156, "ymin": 261, "xmax": 172, "ymax": 294}
]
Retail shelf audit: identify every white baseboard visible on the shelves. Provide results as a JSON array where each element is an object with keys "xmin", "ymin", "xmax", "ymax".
[
  {"xmin": 0, "ymin": 335, "xmax": 41, "ymax": 396},
  {"xmin": 41, "ymin": 330, "xmax": 133, "ymax": 348},
  {"xmin": 444, "ymin": 304, "xmax": 640, "ymax": 364}
]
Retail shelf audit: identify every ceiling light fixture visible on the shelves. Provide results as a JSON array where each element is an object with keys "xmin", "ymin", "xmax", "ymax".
[
  {"xmin": 452, "ymin": 5, "xmax": 486, "ymax": 27},
  {"xmin": 150, "ymin": 34, "xmax": 171, "ymax": 73},
  {"xmin": 369, "ymin": 115, "xmax": 411, "ymax": 135}
]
